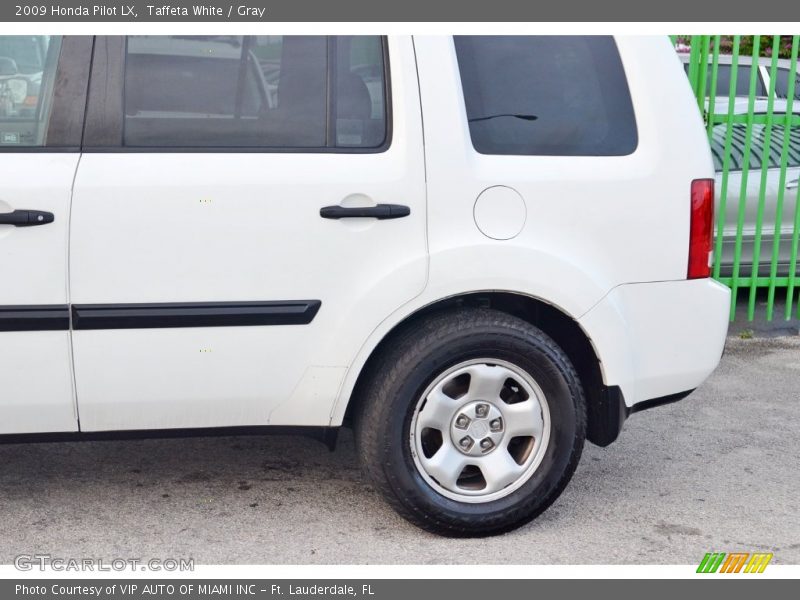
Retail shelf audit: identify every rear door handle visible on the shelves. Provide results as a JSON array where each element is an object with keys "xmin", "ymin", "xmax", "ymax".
[
  {"xmin": 787, "ymin": 178, "xmax": 799, "ymax": 190},
  {"xmin": 0, "ymin": 209, "xmax": 55, "ymax": 227},
  {"xmin": 319, "ymin": 204, "xmax": 410, "ymax": 220}
]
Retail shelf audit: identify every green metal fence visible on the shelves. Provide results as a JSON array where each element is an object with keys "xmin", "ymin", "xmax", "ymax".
[{"xmin": 676, "ymin": 35, "xmax": 800, "ymax": 321}]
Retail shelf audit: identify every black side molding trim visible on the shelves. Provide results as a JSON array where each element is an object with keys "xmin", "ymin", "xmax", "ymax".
[
  {"xmin": 72, "ymin": 300, "xmax": 321, "ymax": 330},
  {"xmin": 0, "ymin": 305, "xmax": 70, "ymax": 332},
  {"xmin": 0, "ymin": 426, "xmax": 340, "ymax": 452}
]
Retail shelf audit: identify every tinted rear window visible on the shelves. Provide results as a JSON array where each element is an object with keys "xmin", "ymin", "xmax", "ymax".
[
  {"xmin": 682, "ymin": 63, "xmax": 768, "ymax": 97},
  {"xmin": 774, "ymin": 66, "xmax": 800, "ymax": 101},
  {"xmin": 714, "ymin": 64, "xmax": 766, "ymax": 97},
  {"xmin": 454, "ymin": 36, "xmax": 637, "ymax": 156}
]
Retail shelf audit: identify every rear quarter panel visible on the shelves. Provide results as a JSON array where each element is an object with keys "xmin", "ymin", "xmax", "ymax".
[{"xmin": 330, "ymin": 36, "xmax": 718, "ymax": 424}]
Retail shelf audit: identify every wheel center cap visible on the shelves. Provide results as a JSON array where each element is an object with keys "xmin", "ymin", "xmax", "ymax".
[
  {"xmin": 468, "ymin": 420, "xmax": 489, "ymax": 439},
  {"xmin": 450, "ymin": 400, "xmax": 505, "ymax": 457}
]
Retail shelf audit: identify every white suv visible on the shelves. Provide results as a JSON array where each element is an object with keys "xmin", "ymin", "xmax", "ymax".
[{"xmin": 0, "ymin": 35, "xmax": 729, "ymax": 536}]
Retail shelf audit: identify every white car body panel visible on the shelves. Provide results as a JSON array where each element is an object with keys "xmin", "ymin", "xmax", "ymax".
[
  {"xmin": 578, "ymin": 279, "xmax": 730, "ymax": 406},
  {"xmin": 69, "ymin": 36, "xmax": 427, "ymax": 431},
  {"xmin": 0, "ymin": 155, "xmax": 77, "ymax": 433},
  {"xmin": 335, "ymin": 35, "xmax": 724, "ymax": 423},
  {"xmin": 331, "ymin": 36, "xmax": 727, "ymax": 423},
  {"xmin": 0, "ymin": 36, "xmax": 730, "ymax": 436}
]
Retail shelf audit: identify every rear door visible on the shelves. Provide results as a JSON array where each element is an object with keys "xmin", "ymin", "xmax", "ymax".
[
  {"xmin": 0, "ymin": 36, "xmax": 91, "ymax": 434},
  {"xmin": 70, "ymin": 36, "xmax": 427, "ymax": 431}
]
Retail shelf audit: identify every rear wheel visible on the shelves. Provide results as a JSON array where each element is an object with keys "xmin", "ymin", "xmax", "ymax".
[{"xmin": 355, "ymin": 308, "xmax": 587, "ymax": 536}]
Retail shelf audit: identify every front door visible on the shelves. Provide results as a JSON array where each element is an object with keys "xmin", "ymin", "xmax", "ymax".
[{"xmin": 0, "ymin": 36, "xmax": 90, "ymax": 434}]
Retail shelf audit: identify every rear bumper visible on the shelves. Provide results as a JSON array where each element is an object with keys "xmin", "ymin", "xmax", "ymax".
[{"xmin": 579, "ymin": 278, "xmax": 730, "ymax": 410}]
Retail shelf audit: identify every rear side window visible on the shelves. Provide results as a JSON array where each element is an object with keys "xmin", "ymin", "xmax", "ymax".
[
  {"xmin": 713, "ymin": 64, "xmax": 767, "ymax": 97},
  {"xmin": 0, "ymin": 35, "xmax": 61, "ymax": 147},
  {"xmin": 683, "ymin": 63, "xmax": 768, "ymax": 97},
  {"xmin": 122, "ymin": 35, "xmax": 388, "ymax": 150},
  {"xmin": 774, "ymin": 67, "xmax": 800, "ymax": 101},
  {"xmin": 454, "ymin": 36, "xmax": 637, "ymax": 156}
]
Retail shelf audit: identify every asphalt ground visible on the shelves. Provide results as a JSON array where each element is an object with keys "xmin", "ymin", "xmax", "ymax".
[{"xmin": 0, "ymin": 335, "xmax": 798, "ymax": 565}]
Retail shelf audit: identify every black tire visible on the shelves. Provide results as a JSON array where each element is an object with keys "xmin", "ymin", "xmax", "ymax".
[{"xmin": 354, "ymin": 308, "xmax": 586, "ymax": 537}]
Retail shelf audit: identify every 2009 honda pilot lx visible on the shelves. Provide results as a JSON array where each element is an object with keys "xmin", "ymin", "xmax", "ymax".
[{"xmin": 0, "ymin": 35, "xmax": 729, "ymax": 536}]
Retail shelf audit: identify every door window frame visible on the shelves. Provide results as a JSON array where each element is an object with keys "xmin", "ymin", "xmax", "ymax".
[{"xmin": 81, "ymin": 35, "xmax": 393, "ymax": 154}]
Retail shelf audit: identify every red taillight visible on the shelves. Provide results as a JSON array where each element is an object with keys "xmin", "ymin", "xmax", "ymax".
[{"xmin": 688, "ymin": 178, "xmax": 714, "ymax": 279}]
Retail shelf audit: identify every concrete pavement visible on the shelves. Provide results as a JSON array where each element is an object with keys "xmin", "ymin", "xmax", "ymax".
[{"xmin": 1, "ymin": 335, "xmax": 798, "ymax": 565}]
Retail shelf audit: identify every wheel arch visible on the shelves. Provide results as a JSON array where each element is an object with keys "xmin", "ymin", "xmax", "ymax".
[{"xmin": 337, "ymin": 291, "xmax": 625, "ymax": 447}]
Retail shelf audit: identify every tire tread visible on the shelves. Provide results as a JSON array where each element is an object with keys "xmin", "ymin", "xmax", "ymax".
[{"xmin": 354, "ymin": 308, "xmax": 586, "ymax": 537}]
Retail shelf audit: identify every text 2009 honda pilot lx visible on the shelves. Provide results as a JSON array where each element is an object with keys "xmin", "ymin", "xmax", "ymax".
[{"xmin": 0, "ymin": 35, "xmax": 729, "ymax": 536}]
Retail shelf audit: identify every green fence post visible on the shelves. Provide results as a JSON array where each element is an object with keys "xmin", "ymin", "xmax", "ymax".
[
  {"xmin": 706, "ymin": 35, "xmax": 721, "ymax": 138},
  {"xmin": 687, "ymin": 36, "xmax": 703, "ymax": 109},
  {"xmin": 730, "ymin": 36, "xmax": 762, "ymax": 320},
  {"xmin": 750, "ymin": 37, "xmax": 781, "ymax": 319},
  {"xmin": 768, "ymin": 37, "xmax": 799, "ymax": 319}
]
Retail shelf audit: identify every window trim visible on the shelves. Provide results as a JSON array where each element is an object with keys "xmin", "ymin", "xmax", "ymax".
[
  {"xmin": 82, "ymin": 35, "xmax": 393, "ymax": 154},
  {"xmin": 0, "ymin": 35, "xmax": 92, "ymax": 153}
]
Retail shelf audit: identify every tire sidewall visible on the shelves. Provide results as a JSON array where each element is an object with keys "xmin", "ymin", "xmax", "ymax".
[{"xmin": 378, "ymin": 324, "xmax": 583, "ymax": 527}]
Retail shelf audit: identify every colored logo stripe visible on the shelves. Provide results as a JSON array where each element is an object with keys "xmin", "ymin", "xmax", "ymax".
[
  {"xmin": 720, "ymin": 553, "xmax": 749, "ymax": 573},
  {"xmin": 697, "ymin": 552, "xmax": 773, "ymax": 573},
  {"xmin": 744, "ymin": 553, "xmax": 773, "ymax": 573},
  {"xmin": 697, "ymin": 553, "xmax": 727, "ymax": 573}
]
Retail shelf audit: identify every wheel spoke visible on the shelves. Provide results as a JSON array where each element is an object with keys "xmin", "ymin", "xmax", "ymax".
[
  {"xmin": 411, "ymin": 358, "xmax": 551, "ymax": 503},
  {"xmin": 503, "ymin": 399, "xmax": 544, "ymax": 438},
  {"xmin": 479, "ymin": 447, "xmax": 526, "ymax": 494},
  {"xmin": 417, "ymin": 386, "xmax": 458, "ymax": 431},
  {"xmin": 420, "ymin": 442, "xmax": 468, "ymax": 490},
  {"xmin": 465, "ymin": 364, "xmax": 509, "ymax": 402}
]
